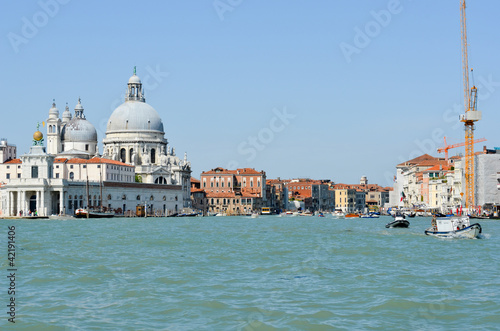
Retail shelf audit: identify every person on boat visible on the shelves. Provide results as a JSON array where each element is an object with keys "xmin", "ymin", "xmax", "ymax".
[{"xmin": 431, "ymin": 216, "xmax": 437, "ymax": 231}]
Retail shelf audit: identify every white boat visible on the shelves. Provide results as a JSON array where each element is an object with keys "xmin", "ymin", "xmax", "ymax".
[
  {"xmin": 361, "ymin": 213, "xmax": 379, "ymax": 219},
  {"xmin": 425, "ymin": 216, "xmax": 481, "ymax": 239},
  {"xmin": 251, "ymin": 213, "xmax": 259, "ymax": 218},
  {"xmin": 333, "ymin": 209, "xmax": 345, "ymax": 219}
]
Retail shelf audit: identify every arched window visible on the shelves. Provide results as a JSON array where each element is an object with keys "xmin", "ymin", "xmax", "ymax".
[
  {"xmin": 120, "ymin": 148, "xmax": 126, "ymax": 163},
  {"xmin": 129, "ymin": 148, "xmax": 134, "ymax": 162},
  {"xmin": 151, "ymin": 148, "xmax": 156, "ymax": 164},
  {"xmin": 150, "ymin": 195, "xmax": 154, "ymax": 201},
  {"xmin": 136, "ymin": 195, "xmax": 141, "ymax": 200},
  {"xmin": 69, "ymin": 172, "xmax": 74, "ymax": 180}
]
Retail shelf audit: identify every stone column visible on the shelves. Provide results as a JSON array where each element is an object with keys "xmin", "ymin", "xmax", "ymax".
[
  {"xmin": 36, "ymin": 191, "xmax": 40, "ymax": 215},
  {"xmin": 8, "ymin": 191, "xmax": 12, "ymax": 216},
  {"xmin": 16, "ymin": 191, "xmax": 21, "ymax": 216},
  {"xmin": 41, "ymin": 190, "xmax": 46, "ymax": 216},
  {"xmin": 60, "ymin": 190, "xmax": 64, "ymax": 215}
]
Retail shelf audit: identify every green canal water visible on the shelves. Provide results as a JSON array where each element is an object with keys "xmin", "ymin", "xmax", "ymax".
[{"xmin": 1, "ymin": 215, "xmax": 499, "ymax": 330}]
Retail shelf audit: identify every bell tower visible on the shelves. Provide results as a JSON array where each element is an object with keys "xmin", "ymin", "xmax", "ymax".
[{"xmin": 46, "ymin": 100, "xmax": 62, "ymax": 155}]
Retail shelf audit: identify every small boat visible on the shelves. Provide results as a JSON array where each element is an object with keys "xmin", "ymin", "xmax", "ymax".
[
  {"xmin": 345, "ymin": 213, "xmax": 359, "ymax": 218},
  {"xmin": 251, "ymin": 213, "xmax": 259, "ymax": 218},
  {"xmin": 425, "ymin": 216, "xmax": 481, "ymax": 239},
  {"xmin": 385, "ymin": 214, "xmax": 410, "ymax": 228},
  {"xmin": 360, "ymin": 213, "xmax": 379, "ymax": 218},
  {"xmin": 75, "ymin": 208, "xmax": 114, "ymax": 218},
  {"xmin": 333, "ymin": 209, "xmax": 345, "ymax": 219},
  {"xmin": 75, "ymin": 208, "xmax": 88, "ymax": 218}
]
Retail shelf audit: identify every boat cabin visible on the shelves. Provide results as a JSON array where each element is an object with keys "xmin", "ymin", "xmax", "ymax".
[{"xmin": 435, "ymin": 216, "xmax": 470, "ymax": 231}]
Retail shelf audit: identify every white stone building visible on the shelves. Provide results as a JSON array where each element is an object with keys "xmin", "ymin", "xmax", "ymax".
[{"xmin": 0, "ymin": 69, "xmax": 192, "ymax": 217}]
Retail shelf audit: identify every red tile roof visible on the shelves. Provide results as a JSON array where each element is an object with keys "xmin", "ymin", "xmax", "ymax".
[
  {"xmin": 397, "ymin": 154, "xmax": 441, "ymax": 167},
  {"xmin": 3, "ymin": 159, "xmax": 21, "ymax": 164},
  {"xmin": 66, "ymin": 157, "xmax": 134, "ymax": 167}
]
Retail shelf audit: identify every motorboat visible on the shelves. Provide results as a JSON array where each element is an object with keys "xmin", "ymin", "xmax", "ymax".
[
  {"xmin": 345, "ymin": 213, "xmax": 359, "ymax": 218},
  {"xmin": 425, "ymin": 216, "xmax": 481, "ymax": 239},
  {"xmin": 360, "ymin": 213, "xmax": 379, "ymax": 218},
  {"xmin": 333, "ymin": 209, "xmax": 345, "ymax": 219},
  {"xmin": 385, "ymin": 213, "xmax": 410, "ymax": 228}
]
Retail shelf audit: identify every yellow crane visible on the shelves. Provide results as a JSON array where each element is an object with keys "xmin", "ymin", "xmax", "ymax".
[{"xmin": 460, "ymin": 0, "xmax": 481, "ymax": 209}]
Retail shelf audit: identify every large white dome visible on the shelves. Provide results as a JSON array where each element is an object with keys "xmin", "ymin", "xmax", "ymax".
[{"xmin": 106, "ymin": 101, "xmax": 164, "ymax": 133}]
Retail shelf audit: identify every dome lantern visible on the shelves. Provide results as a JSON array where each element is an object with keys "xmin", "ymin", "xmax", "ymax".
[{"xmin": 126, "ymin": 66, "xmax": 145, "ymax": 102}]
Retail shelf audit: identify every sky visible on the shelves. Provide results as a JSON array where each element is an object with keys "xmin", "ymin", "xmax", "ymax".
[{"xmin": 1, "ymin": 0, "xmax": 500, "ymax": 187}]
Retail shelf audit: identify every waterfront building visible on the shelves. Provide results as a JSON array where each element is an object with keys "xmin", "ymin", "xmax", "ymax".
[
  {"xmin": 0, "ymin": 69, "xmax": 191, "ymax": 216},
  {"xmin": 332, "ymin": 178, "xmax": 390, "ymax": 213},
  {"xmin": 266, "ymin": 178, "xmax": 290, "ymax": 212},
  {"xmin": 475, "ymin": 148, "xmax": 500, "ymax": 208},
  {"xmin": 0, "ymin": 139, "xmax": 16, "ymax": 163},
  {"xmin": 285, "ymin": 179, "xmax": 334, "ymax": 212},
  {"xmin": 190, "ymin": 177, "xmax": 208, "ymax": 215},
  {"xmin": 332, "ymin": 184, "xmax": 356, "ymax": 212},
  {"xmin": 390, "ymin": 154, "xmax": 448, "ymax": 209},
  {"xmin": 200, "ymin": 167, "xmax": 267, "ymax": 214}
]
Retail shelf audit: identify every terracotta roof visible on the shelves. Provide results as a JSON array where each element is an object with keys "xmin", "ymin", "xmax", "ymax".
[
  {"xmin": 201, "ymin": 167, "xmax": 264, "ymax": 175},
  {"xmin": 191, "ymin": 188, "xmax": 205, "ymax": 193},
  {"xmin": 424, "ymin": 164, "xmax": 451, "ymax": 172},
  {"xmin": 190, "ymin": 177, "xmax": 200, "ymax": 183},
  {"xmin": 397, "ymin": 154, "xmax": 440, "ymax": 167},
  {"xmin": 3, "ymin": 159, "xmax": 21, "ymax": 164},
  {"xmin": 66, "ymin": 157, "xmax": 134, "ymax": 167},
  {"xmin": 54, "ymin": 158, "xmax": 68, "ymax": 163}
]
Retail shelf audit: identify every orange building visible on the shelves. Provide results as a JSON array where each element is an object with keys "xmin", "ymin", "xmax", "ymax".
[{"xmin": 199, "ymin": 167, "xmax": 267, "ymax": 215}]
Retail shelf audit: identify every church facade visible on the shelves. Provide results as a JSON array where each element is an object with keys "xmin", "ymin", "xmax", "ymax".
[{"xmin": 0, "ymin": 70, "xmax": 191, "ymax": 217}]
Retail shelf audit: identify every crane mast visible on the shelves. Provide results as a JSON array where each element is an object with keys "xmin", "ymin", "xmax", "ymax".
[{"xmin": 460, "ymin": 0, "xmax": 481, "ymax": 209}]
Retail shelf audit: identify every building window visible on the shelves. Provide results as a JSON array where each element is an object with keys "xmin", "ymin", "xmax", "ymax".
[
  {"xmin": 69, "ymin": 172, "xmax": 74, "ymax": 180},
  {"xmin": 17, "ymin": 174, "xmax": 20, "ymax": 178},
  {"xmin": 56, "ymin": 173, "xmax": 59, "ymax": 179},
  {"xmin": 85, "ymin": 144, "xmax": 89, "ymax": 151},
  {"xmin": 120, "ymin": 148, "xmax": 126, "ymax": 163},
  {"xmin": 6, "ymin": 173, "xmax": 10, "ymax": 179},
  {"xmin": 70, "ymin": 165, "xmax": 73, "ymax": 169},
  {"xmin": 151, "ymin": 148, "xmax": 156, "ymax": 164},
  {"xmin": 31, "ymin": 166, "xmax": 38, "ymax": 178},
  {"xmin": 83, "ymin": 165, "xmax": 86, "ymax": 168},
  {"xmin": 97, "ymin": 165, "xmax": 101, "ymax": 168}
]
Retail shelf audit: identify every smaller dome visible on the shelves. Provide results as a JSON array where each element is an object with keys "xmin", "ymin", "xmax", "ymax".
[
  {"xmin": 62, "ymin": 104, "xmax": 72, "ymax": 121},
  {"xmin": 128, "ymin": 74, "xmax": 141, "ymax": 84},
  {"xmin": 62, "ymin": 118, "xmax": 97, "ymax": 142},
  {"xmin": 33, "ymin": 131, "xmax": 43, "ymax": 141},
  {"xmin": 49, "ymin": 101, "xmax": 59, "ymax": 116},
  {"xmin": 74, "ymin": 100, "xmax": 84, "ymax": 111}
]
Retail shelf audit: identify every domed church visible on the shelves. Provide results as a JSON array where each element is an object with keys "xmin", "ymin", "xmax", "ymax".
[{"xmin": 102, "ymin": 69, "xmax": 191, "ymax": 191}]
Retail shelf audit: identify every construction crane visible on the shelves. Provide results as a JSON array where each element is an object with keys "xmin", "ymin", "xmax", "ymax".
[
  {"xmin": 460, "ymin": 0, "xmax": 482, "ymax": 209},
  {"xmin": 437, "ymin": 136, "xmax": 486, "ymax": 162}
]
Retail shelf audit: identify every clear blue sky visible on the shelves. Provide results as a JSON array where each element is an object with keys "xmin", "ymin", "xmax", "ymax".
[{"xmin": 1, "ymin": 0, "xmax": 499, "ymax": 186}]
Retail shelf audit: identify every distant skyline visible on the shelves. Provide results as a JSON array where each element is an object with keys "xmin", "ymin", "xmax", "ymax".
[{"xmin": 2, "ymin": 0, "xmax": 500, "ymax": 186}]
